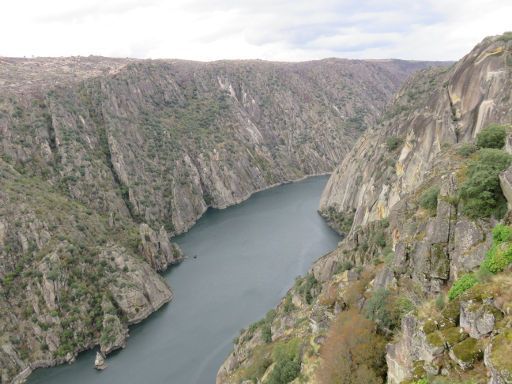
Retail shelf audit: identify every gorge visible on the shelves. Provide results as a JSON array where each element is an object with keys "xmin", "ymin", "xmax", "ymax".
[
  {"xmin": 219, "ymin": 33, "xmax": 512, "ymax": 384},
  {"xmin": 0, "ymin": 55, "xmax": 440, "ymax": 382},
  {"xmin": 26, "ymin": 176, "xmax": 339, "ymax": 384},
  {"xmin": 2, "ymin": 27, "xmax": 512, "ymax": 384}
]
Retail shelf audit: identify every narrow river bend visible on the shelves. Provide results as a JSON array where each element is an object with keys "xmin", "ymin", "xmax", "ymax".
[{"xmin": 28, "ymin": 176, "xmax": 339, "ymax": 384}]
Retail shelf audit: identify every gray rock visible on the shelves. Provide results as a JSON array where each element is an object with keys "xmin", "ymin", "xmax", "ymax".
[
  {"xmin": 373, "ymin": 267, "xmax": 397, "ymax": 290},
  {"xmin": 94, "ymin": 352, "xmax": 107, "ymax": 370},
  {"xmin": 460, "ymin": 301, "xmax": 499, "ymax": 339},
  {"xmin": 484, "ymin": 333, "xmax": 512, "ymax": 384}
]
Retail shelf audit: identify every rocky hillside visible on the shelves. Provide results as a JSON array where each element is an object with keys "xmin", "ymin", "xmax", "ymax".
[
  {"xmin": 217, "ymin": 33, "xmax": 512, "ymax": 384},
  {"xmin": 0, "ymin": 55, "xmax": 439, "ymax": 382}
]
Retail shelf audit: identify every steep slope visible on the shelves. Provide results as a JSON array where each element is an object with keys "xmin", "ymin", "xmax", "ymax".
[
  {"xmin": 1, "ymin": 57, "xmax": 438, "ymax": 233},
  {"xmin": 320, "ymin": 35, "xmax": 512, "ymax": 229},
  {"xmin": 0, "ymin": 159, "xmax": 176, "ymax": 383},
  {"xmin": 217, "ymin": 33, "xmax": 512, "ymax": 384},
  {"xmin": 0, "ymin": 56, "xmax": 441, "ymax": 382}
]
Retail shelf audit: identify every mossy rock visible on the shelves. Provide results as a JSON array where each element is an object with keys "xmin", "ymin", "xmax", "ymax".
[
  {"xmin": 411, "ymin": 360, "xmax": 426, "ymax": 380},
  {"xmin": 437, "ymin": 317, "xmax": 456, "ymax": 330},
  {"xmin": 423, "ymin": 316, "xmax": 455, "ymax": 335},
  {"xmin": 426, "ymin": 331, "xmax": 445, "ymax": 348},
  {"xmin": 431, "ymin": 243, "xmax": 450, "ymax": 278},
  {"xmin": 423, "ymin": 319, "xmax": 438, "ymax": 334},
  {"xmin": 461, "ymin": 283, "xmax": 497, "ymax": 302},
  {"xmin": 440, "ymin": 327, "xmax": 468, "ymax": 347},
  {"xmin": 451, "ymin": 337, "xmax": 483, "ymax": 365},
  {"xmin": 490, "ymin": 329, "xmax": 512, "ymax": 373},
  {"xmin": 482, "ymin": 304, "xmax": 504, "ymax": 322},
  {"xmin": 441, "ymin": 298, "xmax": 460, "ymax": 323}
]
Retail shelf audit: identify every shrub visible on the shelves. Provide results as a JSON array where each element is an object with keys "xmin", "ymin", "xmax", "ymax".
[
  {"xmin": 459, "ymin": 148, "xmax": 512, "ymax": 218},
  {"xmin": 266, "ymin": 339, "xmax": 301, "ymax": 384},
  {"xmin": 498, "ymin": 31, "xmax": 512, "ymax": 42},
  {"xmin": 491, "ymin": 223, "xmax": 512, "ymax": 242},
  {"xmin": 317, "ymin": 310, "xmax": 386, "ymax": 384},
  {"xmin": 419, "ymin": 186, "xmax": 440, "ymax": 212},
  {"xmin": 476, "ymin": 124, "xmax": 508, "ymax": 149},
  {"xmin": 457, "ymin": 143, "xmax": 478, "ymax": 157},
  {"xmin": 363, "ymin": 289, "xmax": 401, "ymax": 330},
  {"xmin": 386, "ymin": 136, "xmax": 404, "ymax": 152},
  {"xmin": 283, "ymin": 294, "xmax": 295, "ymax": 314},
  {"xmin": 261, "ymin": 323, "xmax": 272, "ymax": 343},
  {"xmin": 336, "ymin": 260, "xmax": 354, "ymax": 274},
  {"xmin": 297, "ymin": 274, "xmax": 319, "ymax": 304},
  {"xmin": 481, "ymin": 224, "xmax": 512, "ymax": 273},
  {"xmin": 448, "ymin": 274, "xmax": 478, "ymax": 300}
]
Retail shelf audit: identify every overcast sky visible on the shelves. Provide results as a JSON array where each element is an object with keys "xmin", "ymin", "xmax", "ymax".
[{"xmin": 1, "ymin": 0, "xmax": 511, "ymax": 61}]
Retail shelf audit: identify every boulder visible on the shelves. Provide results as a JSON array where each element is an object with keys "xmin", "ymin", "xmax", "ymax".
[
  {"xmin": 94, "ymin": 352, "xmax": 107, "ymax": 370},
  {"xmin": 484, "ymin": 330, "xmax": 512, "ymax": 384},
  {"xmin": 386, "ymin": 315, "xmax": 445, "ymax": 384},
  {"xmin": 460, "ymin": 300, "xmax": 501, "ymax": 339},
  {"xmin": 449, "ymin": 337, "xmax": 483, "ymax": 370}
]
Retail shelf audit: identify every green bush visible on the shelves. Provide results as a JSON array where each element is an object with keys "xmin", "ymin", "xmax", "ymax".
[
  {"xmin": 481, "ymin": 224, "xmax": 512, "ymax": 273},
  {"xmin": 459, "ymin": 148, "xmax": 512, "ymax": 218},
  {"xmin": 364, "ymin": 289, "xmax": 400, "ymax": 330},
  {"xmin": 419, "ymin": 186, "xmax": 440, "ymax": 212},
  {"xmin": 498, "ymin": 31, "xmax": 512, "ymax": 42},
  {"xmin": 476, "ymin": 124, "xmax": 508, "ymax": 149},
  {"xmin": 266, "ymin": 339, "xmax": 301, "ymax": 384},
  {"xmin": 448, "ymin": 274, "xmax": 478, "ymax": 300},
  {"xmin": 491, "ymin": 223, "xmax": 512, "ymax": 242},
  {"xmin": 457, "ymin": 143, "xmax": 478, "ymax": 157},
  {"xmin": 297, "ymin": 274, "xmax": 319, "ymax": 304},
  {"xmin": 386, "ymin": 136, "xmax": 404, "ymax": 152},
  {"xmin": 283, "ymin": 294, "xmax": 295, "ymax": 314},
  {"xmin": 261, "ymin": 323, "xmax": 272, "ymax": 343}
]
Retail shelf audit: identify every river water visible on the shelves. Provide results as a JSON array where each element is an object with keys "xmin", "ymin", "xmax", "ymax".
[{"xmin": 28, "ymin": 176, "xmax": 339, "ymax": 384}]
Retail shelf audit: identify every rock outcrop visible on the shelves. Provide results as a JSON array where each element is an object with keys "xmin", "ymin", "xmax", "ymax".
[
  {"xmin": 320, "ymin": 35, "xmax": 512, "ymax": 231},
  {"xmin": 94, "ymin": 352, "xmax": 107, "ymax": 371}
]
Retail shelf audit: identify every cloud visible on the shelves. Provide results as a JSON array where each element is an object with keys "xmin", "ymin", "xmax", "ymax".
[{"xmin": 0, "ymin": 0, "xmax": 510, "ymax": 61}]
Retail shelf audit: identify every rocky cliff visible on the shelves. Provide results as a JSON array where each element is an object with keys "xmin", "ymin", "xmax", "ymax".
[
  {"xmin": 218, "ymin": 33, "xmax": 512, "ymax": 384},
  {"xmin": 320, "ymin": 35, "xmax": 512, "ymax": 229},
  {"xmin": 0, "ymin": 55, "xmax": 438, "ymax": 382}
]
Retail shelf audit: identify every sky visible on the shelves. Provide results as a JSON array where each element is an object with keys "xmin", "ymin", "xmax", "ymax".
[{"xmin": 1, "ymin": 0, "xmax": 511, "ymax": 61}]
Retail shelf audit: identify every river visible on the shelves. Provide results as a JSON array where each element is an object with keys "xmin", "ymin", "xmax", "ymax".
[{"xmin": 28, "ymin": 175, "xmax": 339, "ymax": 384}]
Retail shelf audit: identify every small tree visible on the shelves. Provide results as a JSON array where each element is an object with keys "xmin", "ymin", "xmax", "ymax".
[
  {"xmin": 317, "ymin": 310, "xmax": 385, "ymax": 384},
  {"xmin": 419, "ymin": 186, "xmax": 440, "ymax": 213},
  {"xmin": 448, "ymin": 274, "xmax": 478, "ymax": 300},
  {"xmin": 476, "ymin": 124, "xmax": 508, "ymax": 149},
  {"xmin": 459, "ymin": 148, "xmax": 512, "ymax": 218},
  {"xmin": 266, "ymin": 339, "xmax": 301, "ymax": 384},
  {"xmin": 386, "ymin": 136, "xmax": 404, "ymax": 152}
]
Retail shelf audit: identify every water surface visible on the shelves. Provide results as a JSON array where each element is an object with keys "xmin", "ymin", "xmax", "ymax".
[{"xmin": 28, "ymin": 176, "xmax": 339, "ymax": 384}]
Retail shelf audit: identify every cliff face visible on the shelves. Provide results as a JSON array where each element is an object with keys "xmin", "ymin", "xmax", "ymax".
[
  {"xmin": 218, "ymin": 34, "xmax": 512, "ymax": 384},
  {"xmin": 1, "ymin": 57, "xmax": 437, "ymax": 234},
  {"xmin": 320, "ymin": 36, "xmax": 512, "ymax": 230},
  {"xmin": 0, "ymin": 56, "xmax": 438, "ymax": 382}
]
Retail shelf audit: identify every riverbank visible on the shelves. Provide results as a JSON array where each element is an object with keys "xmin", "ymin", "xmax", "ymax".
[{"xmin": 26, "ymin": 176, "xmax": 339, "ymax": 384}]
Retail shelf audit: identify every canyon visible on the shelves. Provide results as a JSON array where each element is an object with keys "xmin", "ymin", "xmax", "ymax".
[
  {"xmin": 218, "ymin": 33, "xmax": 512, "ymax": 384},
  {"xmin": 0, "ymin": 55, "xmax": 440, "ymax": 382}
]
